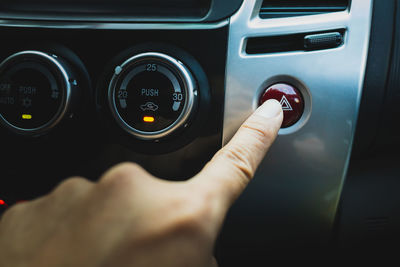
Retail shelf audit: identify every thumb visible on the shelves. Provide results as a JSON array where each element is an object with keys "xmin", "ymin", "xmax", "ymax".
[{"xmin": 193, "ymin": 99, "xmax": 283, "ymax": 206}]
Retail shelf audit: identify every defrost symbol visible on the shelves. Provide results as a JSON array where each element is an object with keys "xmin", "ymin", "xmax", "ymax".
[{"xmin": 21, "ymin": 97, "xmax": 32, "ymax": 108}]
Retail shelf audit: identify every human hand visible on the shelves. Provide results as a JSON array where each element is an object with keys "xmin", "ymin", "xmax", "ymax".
[{"xmin": 0, "ymin": 99, "xmax": 283, "ymax": 267}]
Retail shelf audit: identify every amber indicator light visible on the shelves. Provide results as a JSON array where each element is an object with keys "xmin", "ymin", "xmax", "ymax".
[{"xmin": 143, "ymin": 116, "xmax": 155, "ymax": 123}]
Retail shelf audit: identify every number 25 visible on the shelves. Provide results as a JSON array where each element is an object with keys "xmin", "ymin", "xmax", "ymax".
[{"xmin": 146, "ymin": 64, "xmax": 157, "ymax": 72}]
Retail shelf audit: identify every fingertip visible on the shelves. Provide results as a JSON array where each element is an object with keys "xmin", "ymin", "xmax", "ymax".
[{"xmin": 254, "ymin": 99, "xmax": 283, "ymax": 119}]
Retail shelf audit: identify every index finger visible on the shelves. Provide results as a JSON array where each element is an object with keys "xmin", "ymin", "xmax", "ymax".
[{"xmin": 192, "ymin": 99, "xmax": 283, "ymax": 207}]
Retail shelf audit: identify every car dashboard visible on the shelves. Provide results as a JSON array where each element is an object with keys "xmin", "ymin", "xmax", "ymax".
[{"xmin": 1, "ymin": 0, "xmax": 400, "ymax": 259}]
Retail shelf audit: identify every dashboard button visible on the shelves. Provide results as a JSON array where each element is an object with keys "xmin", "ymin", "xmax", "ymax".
[
  {"xmin": 0, "ymin": 51, "xmax": 76, "ymax": 136},
  {"xmin": 108, "ymin": 52, "xmax": 197, "ymax": 140},
  {"xmin": 259, "ymin": 83, "xmax": 304, "ymax": 128},
  {"xmin": 0, "ymin": 198, "xmax": 8, "ymax": 215}
]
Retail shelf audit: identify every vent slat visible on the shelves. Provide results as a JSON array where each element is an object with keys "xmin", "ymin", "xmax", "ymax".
[{"xmin": 260, "ymin": 0, "xmax": 350, "ymax": 19}]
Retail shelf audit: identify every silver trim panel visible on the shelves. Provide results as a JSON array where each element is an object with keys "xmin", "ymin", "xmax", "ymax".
[
  {"xmin": 224, "ymin": 0, "xmax": 372, "ymax": 241},
  {"xmin": 0, "ymin": 19, "xmax": 229, "ymax": 30}
]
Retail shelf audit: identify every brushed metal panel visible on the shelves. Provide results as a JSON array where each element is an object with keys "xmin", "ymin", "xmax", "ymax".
[{"xmin": 223, "ymin": 0, "xmax": 372, "ymax": 243}]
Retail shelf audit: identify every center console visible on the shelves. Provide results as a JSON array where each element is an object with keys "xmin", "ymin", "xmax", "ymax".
[{"xmin": 0, "ymin": 0, "xmax": 377, "ymax": 255}]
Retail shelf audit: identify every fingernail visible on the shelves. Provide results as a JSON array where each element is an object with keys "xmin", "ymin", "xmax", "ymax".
[{"xmin": 255, "ymin": 99, "xmax": 282, "ymax": 118}]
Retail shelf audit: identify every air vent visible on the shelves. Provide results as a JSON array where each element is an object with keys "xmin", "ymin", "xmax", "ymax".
[
  {"xmin": 260, "ymin": 0, "xmax": 350, "ymax": 19},
  {"xmin": 246, "ymin": 29, "xmax": 345, "ymax": 54}
]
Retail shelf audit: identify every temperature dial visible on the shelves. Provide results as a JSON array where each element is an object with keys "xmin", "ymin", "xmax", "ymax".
[
  {"xmin": 108, "ymin": 52, "xmax": 197, "ymax": 140},
  {"xmin": 0, "ymin": 51, "xmax": 75, "ymax": 136}
]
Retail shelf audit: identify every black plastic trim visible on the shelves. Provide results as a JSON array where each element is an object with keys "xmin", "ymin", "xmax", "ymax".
[
  {"xmin": 351, "ymin": 0, "xmax": 396, "ymax": 157},
  {"xmin": 375, "ymin": 0, "xmax": 400, "ymax": 150},
  {"xmin": 0, "ymin": 0, "xmax": 244, "ymax": 23},
  {"xmin": 336, "ymin": 0, "xmax": 399, "ymax": 248}
]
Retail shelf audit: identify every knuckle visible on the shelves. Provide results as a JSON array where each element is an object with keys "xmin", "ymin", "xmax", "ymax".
[
  {"xmin": 1, "ymin": 202, "xmax": 27, "ymax": 223},
  {"xmin": 100, "ymin": 162, "xmax": 143, "ymax": 185},
  {"xmin": 170, "ymin": 196, "xmax": 214, "ymax": 239},
  {"xmin": 241, "ymin": 118, "xmax": 276, "ymax": 145},
  {"xmin": 217, "ymin": 145, "xmax": 255, "ymax": 182},
  {"xmin": 48, "ymin": 177, "xmax": 92, "ymax": 202},
  {"xmin": 98, "ymin": 163, "xmax": 148, "ymax": 196},
  {"xmin": 55, "ymin": 177, "xmax": 89, "ymax": 193},
  {"xmin": 113, "ymin": 162, "xmax": 144, "ymax": 175},
  {"xmin": 29, "ymin": 177, "xmax": 92, "ymax": 212},
  {"xmin": 263, "ymin": 126, "xmax": 277, "ymax": 144}
]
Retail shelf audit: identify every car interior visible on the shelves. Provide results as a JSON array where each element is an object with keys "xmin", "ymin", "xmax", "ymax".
[{"xmin": 0, "ymin": 0, "xmax": 399, "ymax": 262}]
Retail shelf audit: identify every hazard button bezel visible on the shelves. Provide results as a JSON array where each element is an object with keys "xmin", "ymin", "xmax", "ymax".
[{"xmin": 259, "ymin": 83, "xmax": 305, "ymax": 128}]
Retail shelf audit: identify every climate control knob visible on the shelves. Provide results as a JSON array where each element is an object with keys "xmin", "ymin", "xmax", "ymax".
[
  {"xmin": 0, "ymin": 51, "xmax": 77, "ymax": 136},
  {"xmin": 108, "ymin": 52, "xmax": 197, "ymax": 140}
]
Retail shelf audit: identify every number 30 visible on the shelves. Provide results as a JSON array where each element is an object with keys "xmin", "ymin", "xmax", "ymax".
[{"xmin": 173, "ymin": 93, "xmax": 183, "ymax": 101}]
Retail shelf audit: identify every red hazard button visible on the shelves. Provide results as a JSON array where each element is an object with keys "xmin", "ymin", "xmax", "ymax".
[{"xmin": 259, "ymin": 83, "xmax": 304, "ymax": 128}]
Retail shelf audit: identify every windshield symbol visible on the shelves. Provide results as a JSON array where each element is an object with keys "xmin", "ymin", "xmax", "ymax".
[{"xmin": 140, "ymin": 102, "xmax": 159, "ymax": 112}]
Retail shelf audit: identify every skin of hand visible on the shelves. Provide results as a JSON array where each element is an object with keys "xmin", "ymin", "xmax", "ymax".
[{"xmin": 0, "ymin": 99, "xmax": 283, "ymax": 267}]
